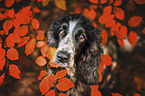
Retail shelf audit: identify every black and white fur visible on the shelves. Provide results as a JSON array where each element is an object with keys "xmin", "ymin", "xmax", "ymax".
[{"xmin": 47, "ymin": 14, "xmax": 102, "ymax": 95}]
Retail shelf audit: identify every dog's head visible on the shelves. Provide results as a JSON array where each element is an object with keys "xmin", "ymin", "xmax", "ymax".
[{"xmin": 47, "ymin": 14, "xmax": 102, "ymax": 84}]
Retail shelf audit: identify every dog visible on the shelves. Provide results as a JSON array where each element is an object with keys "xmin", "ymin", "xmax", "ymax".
[{"xmin": 47, "ymin": 14, "xmax": 103, "ymax": 96}]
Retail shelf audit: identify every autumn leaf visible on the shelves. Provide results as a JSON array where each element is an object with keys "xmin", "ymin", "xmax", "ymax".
[
  {"xmin": 36, "ymin": 56, "xmax": 47, "ymax": 66},
  {"xmin": 142, "ymin": 28, "xmax": 145, "ymax": 34},
  {"xmin": 0, "ymin": 73, "xmax": 5, "ymax": 86},
  {"xmin": 14, "ymin": 25, "xmax": 28, "ymax": 37},
  {"xmin": 103, "ymin": 6, "xmax": 112, "ymax": 14},
  {"xmin": 134, "ymin": 0, "xmax": 145, "ymax": 5},
  {"xmin": 100, "ymin": 0, "xmax": 108, "ymax": 4},
  {"xmin": 113, "ymin": 0, "xmax": 122, "ymax": 6},
  {"xmin": 0, "ymin": 58, "xmax": 6, "ymax": 70},
  {"xmin": 93, "ymin": 23, "xmax": 97, "ymax": 28},
  {"xmin": 6, "ymin": 8, "xmax": 15, "ymax": 18},
  {"xmin": 9, "ymin": 64, "xmax": 21, "ymax": 79},
  {"xmin": 74, "ymin": 5, "xmax": 81, "ymax": 14},
  {"xmin": 117, "ymin": 39, "xmax": 124, "ymax": 47},
  {"xmin": 112, "ymin": 93, "xmax": 123, "ymax": 96},
  {"xmin": 59, "ymin": 93, "xmax": 69, "ymax": 96},
  {"xmin": 7, "ymin": 48, "xmax": 19, "ymax": 60},
  {"xmin": 33, "ymin": 7, "xmax": 40, "ymax": 13},
  {"xmin": 90, "ymin": 85, "xmax": 102, "ymax": 96},
  {"xmin": 56, "ymin": 78, "xmax": 75, "ymax": 91},
  {"xmin": 128, "ymin": 16, "xmax": 142, "ymax": 27},
  {"xmin": 84, "ymin": 8, "xmax": 96, "ymax": 20},
  {"xmin": 113, "ymin": 7, "xmax": 125, "ymax": 20},
  {"xmin": 31, "ymin": 18, "xmax": 40, "ymax": 30},
  {"xmin": 36, "ymin": 41, "xmax": 45, "ymax": 48},
  {"xmin": 49, "ymin": 60, "xmax": 60, "ymax": 68},
  {"xmin": 45, "ymin": 90, "xmax": 55, "ymax": 96},
  {"xmin": 36, "ymin": 34, "xmax": 44, "ymax": 40},
  {"xmin": 0, "ymin": 48, "xmax": 5, "ymax": 59},
  {"xmin": 98, "ymin": 70, "xmax": 102, "ymax": 82},
  {"xmin": 128, "ymin": 31, "xmax": 138, "ymax": 47},
  {"xmin": 17, "ymin": 36, "xmax": 30, "ymax": 47},
  {"xmin": 54, "ymin": 0, "xmax": 67, "ymax": 10},
  {"xmin": 47, "ymin": 47, "xmax": 57, "ymax": 59},
  {"xmin": 90, "ymin": 85, "xmax": 99, "ymax": 91},
  {"xmin": 5, "ymin": 0, "xmax": 15, "ymax": 8},
  {"xmin": 115, "ymin": 26, "xmax": 127, "ymax": 39},
  {"xmin": 0, "ymin": 13, "xmax": 4, "ymax": 20},
  {"xmin": 101, "ymin": 54, "xmax": 112, "ymax": 66},
  {"xmin": 3, "ymin": 20, "xmax": 13, "ymax": 34},
  {"xmin": 56, "ymin": 69, "xmax": 67, "ymax": 79},
  {"xmin": 100, "ymin": 30, "xmax": 108, "ymax": 45},
  {"xmin": 133, "ymin": 93, "xmax": 141, "ymax": 96},
  {"xmin": 25, "ymin": 38, "xmax": 36, "ymax": 56},
  {"xmin": 38, "ymin": 70, "xmax": 47, "ymax": 80},
  {"xmin": 99, "ymin": 63, "xmax": 105, "ymax": 72},
  {"xmin": 89, "ymin": 0, "xmax": 98, "ymax": 4},
  {"xmin": 42, "ymin": 0, "xmax": 51, "ymax": 7}
]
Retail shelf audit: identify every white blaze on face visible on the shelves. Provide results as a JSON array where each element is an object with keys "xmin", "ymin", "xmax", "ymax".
[{"xmin": 53, "ymin": 20, "xmax": 78, "ymax": 68}]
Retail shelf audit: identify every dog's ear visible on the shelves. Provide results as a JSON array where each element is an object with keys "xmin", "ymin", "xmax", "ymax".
[
  {"xmin": 46, "ymin": 21, "xmax": 60, "ymax": 48},
  {"xmin": 76, "ymin": 28, "xmax": 102, "ymax": 85}
]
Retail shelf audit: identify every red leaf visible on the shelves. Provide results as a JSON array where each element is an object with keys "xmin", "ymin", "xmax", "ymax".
[
  {"xmin": 0, "ymin": 13, "xmax": 4, "ymax": 20},
  {"xmin": 134, "ymin": 0, "xmax": 145, "ymax": 5},
  {"xmin": 5, "ymin": 0, "xmax": 15, "ymax": 8},
  {"xmin": 113, "ymin": 0, "xmax": 122, "ymax": 6},
  {"xmin": 31, "ymin": 18, "xmax": 40, "ymax": 29},
  {"xmin": 45, "ymin": 90, "xmax": 55, "ymax": 96},
  {"xmin": 89, "ymin": 0, "xmax": 99, "ymax": 4},
  {"xmin": 133, "ymin": 93, "xmax": 141, "ymax": 96},
  {"xmin": 100, "ymin": 30, "xmax": 108, "ymax": 45},
  {"xmin": 49, "ymin": 60, "xmax": 60, "ymax": 68},
  {"xmin": 0, "ymin": 73, "xmax": 5, "ymax": 86},
  {"xmin": 113, "ymin": 7, "xmax": 125, "ymax": 20},
  {"xmin": 7, "ymin": 9, "xmax": 15, "ymax": 18},
  {"xmin": 84, "ymin": 8, "xmax": 96, "ymax": 20},
  {"xmin": 100, "ymin": 0, "xmax": 108, "ymax": 4},
  {"xmin": 98, "ymin": 70, "xmax": 102, "ymax": 82},
  {"xmin": 56, "ymin": 78, "xmax": 74, "ymax": 91},
  {"xmin": 36, "ymin": 41, "xmax": 45, "ymax": 48},
  {"xmin": 142, "ymin": 27, "xmax": 145, "ymax": 34},
  {"xmin": 91, "ymin": 90, "xmax": 102, "ymax": 96},
  {"xmin": 90, "ymin": 85, "xmax": 99, "ymax": 90},
  {"xmin": 14, "ymin": 25, "xmax": 28, "ymax": 36},
  {"xmin": 9, "ymin": 64, "xmax": 21, "ymax": 79},
  {"xmin": 103, "ymin": 6, "xmax": 112, "ymax": 14},
  {"xmin": 117, "ymin": 39, "xmax": 124, "ymax": 47},
  {"xmin": 59, "ymin": 93, "xmax": 69, "ymax": 96},
  {"xmin": 56, "ymin": 69, "xmax": 67, "ymax": 79},
  {"xmin": 128, "ymin": 31, "xmax": 138, "ymax": 47},
  {"xmin": 101, "ymin": 54, "xmax": 112, "ymax": 66},
  {"xmin": 0, "ymin": 48, "xmax": 5, "ymax": 59},
  {"xmin": 3, "ymin": 20, "xmax": 13, "ymax": 34},
  {"xmin": 110, "ymin": 22, "xmax": 121, "ymax": 34},
  {"xmin": 33, "ymin": 7, "xmax": 40, "ymax": 13},
  {"xmin": 38, "ymin": 70, "xmax": 47, "ymax": 80},
  {"xmin": 112, "ymin": 93, "xmax": 122, "ymax": 96},
  {"xmin": 128, "ymin": 16, "xmax": 142, "ymax": 27},
  {"xmin": 17, "ymin": 36, "xmax": 30, "ymax": 47},
  {"xmin": 74, "ymin": 5, "xmax": 81, "ymax": 14},
  {"xmin": 7, "ymin": 48, "xmax": 19, "ymax": 60},
  {"xmin": 36, "ymin": 56, "xmax": 47, "ymax": 66},
  {"xmin": 25, "ymin": 38, "xmax": 36, "ymax": 56},
  {"xmin": 115, "ymin": 26, "xmax": 127, "ymax": 39},
  {"xmin": 36, "ymin": 34, "xmax": 44, "ymax": 40},
  {"xmin": 0, "ymin": 58, "xmax": 6, "ymax": 70},
  {"xmin": 54, "ymin": 0, "xmax": 67, "ymax": 10}
]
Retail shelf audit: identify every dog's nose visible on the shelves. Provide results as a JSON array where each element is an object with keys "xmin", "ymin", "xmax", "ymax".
[{"xmin": 57, "ymin": 51, "xmax": 70, "ymax": 62}]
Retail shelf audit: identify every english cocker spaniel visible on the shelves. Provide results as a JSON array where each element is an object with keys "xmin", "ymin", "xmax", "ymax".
[{"xmin": 47, "ymin": 14, "xmax": 103, "ymax": 96}]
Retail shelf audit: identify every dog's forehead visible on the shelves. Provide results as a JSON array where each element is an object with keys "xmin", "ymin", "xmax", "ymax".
[{"xmin": 68, "ymin": 20, "xmax": 79, "ymax": 34}]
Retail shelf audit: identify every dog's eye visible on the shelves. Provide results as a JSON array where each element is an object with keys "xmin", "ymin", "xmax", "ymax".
[
  {"xmin": 78, "ymin": 34, "xmax": 86, "ymax": 42},
  {"xmin": 59, "ymin": 30, "xmax": 65, "ymax": 37},
  {"xmin": 62, "ymin": 23, "xmax": 68, "ymax": 30}
]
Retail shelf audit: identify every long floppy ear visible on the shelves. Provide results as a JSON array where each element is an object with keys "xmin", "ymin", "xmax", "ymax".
[{"xmin": 76, "ymin": 28, "xmax": 102, "ymax": 85}]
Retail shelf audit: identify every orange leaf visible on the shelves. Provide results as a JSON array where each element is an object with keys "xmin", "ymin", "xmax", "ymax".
[
  {"xmin": 0, "ymin": 73, "xmax": 5, "ymax": 86},
  {"xmin": 112, "ymin": 93, "xmax": 122, "ymax": 96},
  {"xmin": 33, "ymin": 7, "xmax": 40, "ymax": 13},
  {"xmin": 3, "ymin": 20, "xmax": 13, "ymax": 34},
  {"xmin": 59, "ymin": 93, "xmax": 69, "ymax": 96},
  {"xmin": 142, "ymin": 27, "xmax": 145, "ymax": 34},
  {"xmin": 54, "ymin": 0, "xmax": 67, "ymax": 10},
  {"xmin": 89, "ymin": 0, "xmax": 99, "ymax": 4},
  {"xmin": 0, "ymin": 58, "xmax": 6, "ymax": 70},
  {"xmin": 110, "ymin": 22, "xmax": 121, "ymax": 34},
  {"xmin": 89, "ymin": 5, "xmax": 98, "ymax": 10},
  {"xmin": 74, "ymin": 5, "xmax": 81, "ymax": 14},
  {"xmin": 93, "ymin": 23, "xmax": 97, "ymax": 28},
  {"xmin": 128, "ymin": 16, "xmax": 142, "ymax": 27},
  {"xmin": 36, "ymin": 41, "xmax": 45, "ymax": 48},
  {"xmin": 99, "ymin": 63, "xmax": 105, "ymax": 72},
  {"xmin": 36, "ymin": 56, "xmax": 47, "ymax": 66},
  {"xmin": 38, "ymin": 70, "xmax": 47, "ymax": 80},
  {"xmin": 49, "ymin": 60, "xmax": 60, "ymax": 68},
  {"xmin": 117, "ymin": 39, "xmax": 124, "ymax": 47},
  {"xmin": 133, "ymin": 93, "xmax": 141, "ymax": 96},
  {"xmin": 113, "ymin": 7, "xmax": 124, "ymax": 20},
  {"xmin": 113, "ymin": 0, "xmax": 122, "ymax": 6},
  {"xmin": 103, "ymin": 6, "xmax": 112, "ymax": 14},
  {"xmin": 56, "ymin": 78, "xmax": 75, "ymax": 91},
  {"xmin": 47, "ymin": 47, "xmax": 57, "ymax": 59},
  {"xmin": 7, "ymin": 9, "xmax": 15, "ymax": 18},
  {"xmin": 0, "ymin": 13, "xmax": 4, "ymax": 20},
  {"xmin": 56, "ymin": 69, "xmax": 67, "ymax": 79},
  {"xmin": 115, "ymin": 26, "xmax": 127, "ymax": 39},
  {"xmin": 128, "ymin": 31, "xmax": 138, "ymax": 47},
  {"xmin": 31, "ymin": 18, "xmax": 40, "ymax": 30},
  {"xmin": 17, "ymin": 36, "xmax": 30, "ymax": 47},
  {"xmin": 134, "ymin": 0, "xmax": 145, "ymax": 4},
  {"xmin": 90, "ymin": 85, "xmax": 99, "ymax": 90},
  {"xmin": 9, "ymin": 64, "xmax": 21, "ymax": 79},
  {"xmin": 83, "ymin": 8, "xmax": 96, "ymax": 20},
  {"xmin": 101, "ymin": 54, "xmax": 112, "ymax": 66},
  {"xmin": 100, "ymin": 0, "xmax": 108, "ymax": 4},
  {"xmin": 100, "ymin": 30, "xmax": 108, "ymax": 45},
  {"xmin": 39, "ymin": 76, "xmax": 51, "ymax": 95},
  {"xmin": 98, "ymin": 70, "xmax": 102, "ymax": 82},
  {"xmin": 0, "ymin": 48, "xmax": 5, "ymax": 59},
  {"xmin": 7, "ymin": 48, "xmax": 19, "ymax": 60},
  {"xmin": 36, "ymin": 34, "xmax": 44, "ymax": 40},
  {"xmin": 5, "ymin": 0, "xmax": 15, "ymax": 8},
  {"xmin": 14, "ymin": 25, "xmax": 28, "ymax": 36},
  {"xmin": 45, "ymin": 90, "xmax": 55, "ymax": 96},
  {"xmin": 25, "ymin": 38, "xmax": 36, "ymax": 56},
  {"xmin": 91, "ymin": 90, "xmax": 102, "ymax": 96}
]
